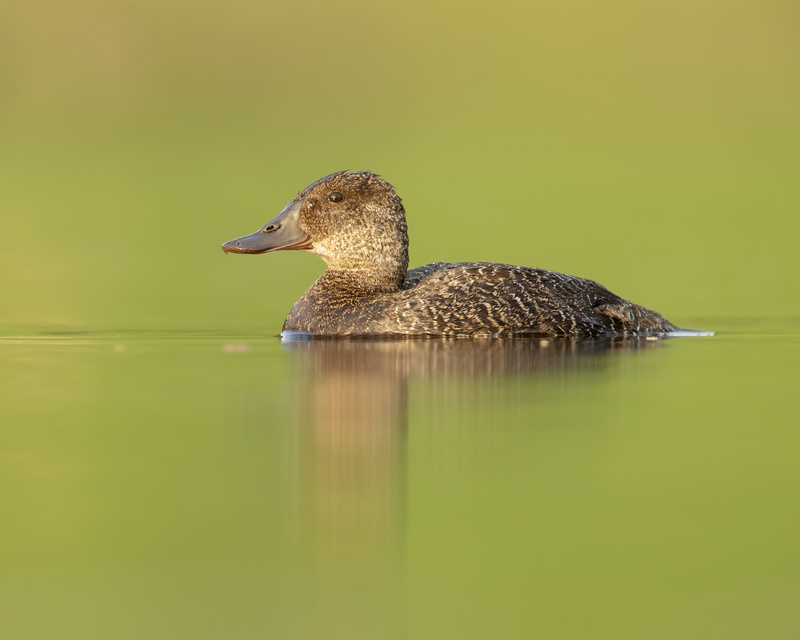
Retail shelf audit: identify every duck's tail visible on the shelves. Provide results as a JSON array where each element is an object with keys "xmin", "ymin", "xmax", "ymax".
[{"xmin": 623, "ymin": 302, "xmax": 714, "ymax": 336}]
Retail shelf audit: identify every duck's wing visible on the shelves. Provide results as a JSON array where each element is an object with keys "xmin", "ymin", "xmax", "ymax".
[{"xmin": 396, "ymin": 262, "xmax": 673, "ymax": 336}]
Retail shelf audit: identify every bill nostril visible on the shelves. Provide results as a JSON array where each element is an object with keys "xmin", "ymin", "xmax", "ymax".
[{"xmin": 264, "ymin": 224, "xmax": 279, "ymax": 233}]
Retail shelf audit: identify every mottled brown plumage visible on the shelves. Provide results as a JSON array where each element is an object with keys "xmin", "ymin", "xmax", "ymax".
[{"xmin": 222, "ymin": 171, "xmax": 680, "ymax": 338}]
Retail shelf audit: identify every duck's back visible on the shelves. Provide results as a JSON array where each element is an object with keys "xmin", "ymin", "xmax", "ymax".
[
  {"xmin": 399, "ymin": 262, "xmax": 675, "ymax": 336},
  {"xmin": 284, "ymin": 261, "xmax": 677, "ymax": 337}
]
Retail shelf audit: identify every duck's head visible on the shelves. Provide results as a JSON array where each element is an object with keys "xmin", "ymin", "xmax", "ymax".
[{"xmin": 222, "ymin": 171, "xmax": 409, "ymax": 290}]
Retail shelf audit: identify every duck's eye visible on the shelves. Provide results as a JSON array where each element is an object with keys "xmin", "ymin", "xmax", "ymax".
[{"xmin": 327, "ymin": 191, "xmax": 343, "ymax": 203}]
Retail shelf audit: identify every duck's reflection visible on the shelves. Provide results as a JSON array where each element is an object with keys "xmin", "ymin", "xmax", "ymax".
[
  {"xmin": 285, "ymin": 334, "xmax": 659, "ymax": 377},
  {"xmin": 275, "ymin": 337, "xmax": 664, "ymax": 635},
  {"xmin": 284, "ymin": 338, "xmax": 660, "ymax": 543}
]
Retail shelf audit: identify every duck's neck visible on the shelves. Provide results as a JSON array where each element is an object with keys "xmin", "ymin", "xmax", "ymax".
[
  {"xmin": 320, "ymin": 250, "xmax": 408, "ymax": 294},
  {"xmin": 312, "ymin": 221, "xmax": 409, "ymax": 293}
]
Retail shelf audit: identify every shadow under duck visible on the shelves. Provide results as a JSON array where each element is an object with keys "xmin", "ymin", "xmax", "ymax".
[{"xmin": 222, "ymin": 171, "xmax": 691, "ymax": 338}]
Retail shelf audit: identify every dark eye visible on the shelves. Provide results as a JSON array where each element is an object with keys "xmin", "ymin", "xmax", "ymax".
[{"xmin": 327, "ymin": 191, "xmax": 343, "ymax": 203}]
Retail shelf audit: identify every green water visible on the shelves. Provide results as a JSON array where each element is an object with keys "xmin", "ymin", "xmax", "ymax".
[
  {"xmin": 3, "ymin": 0, "xmax": 800, "ymax": 636},
  {"xmin": 2, "ymin": 323, "xmax": 798, "ymax": 639}
]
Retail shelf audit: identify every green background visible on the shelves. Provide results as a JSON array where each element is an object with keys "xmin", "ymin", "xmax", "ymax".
[
  {"xmin": 3, "ymin": 2, "xmax": 800, "ymax": 640},
  {"xmin": 3, "ymin": 0, "xmax": 798, "ymax": 332}
]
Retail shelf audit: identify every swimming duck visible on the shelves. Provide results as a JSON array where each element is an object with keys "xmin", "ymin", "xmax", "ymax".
[{"xmin": 222, "ymin": 171, "xmax": 680, "ymax": 338}]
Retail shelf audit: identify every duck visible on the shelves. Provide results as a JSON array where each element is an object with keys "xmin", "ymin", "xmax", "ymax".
[{"xmin": 222, "ymin": 171, "xmax": 686, "ymax": 338}]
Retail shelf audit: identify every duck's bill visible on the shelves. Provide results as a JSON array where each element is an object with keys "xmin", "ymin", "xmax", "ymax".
[{"xmin": 222, "ymin": 200, "xmax": 312, "ymax": 254}]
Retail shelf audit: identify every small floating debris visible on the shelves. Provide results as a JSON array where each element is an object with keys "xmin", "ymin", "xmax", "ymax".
[
  {"xmin": 539, "ymin": 339, "xmax": 550, "ymax": 348},
  {"xmin": 223, "ymin": 343, "xmax": 251, "ymax": 353}
]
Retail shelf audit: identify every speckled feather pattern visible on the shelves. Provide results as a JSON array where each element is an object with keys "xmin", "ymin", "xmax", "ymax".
[
  {"xmin": 256, "ymin": 171, "xmax": 679, "ymax": 338},
  {"xmin": 284, "ymin": 261, "xmax": 676, "ymax": 337}
]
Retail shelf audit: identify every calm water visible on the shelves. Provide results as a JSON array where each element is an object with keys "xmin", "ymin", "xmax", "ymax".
[
  {"xmin": 2, "ymin": 320, "xmax": 798, "ymax": 639},
  {"xmin": 4, "ymin": 0, "xmax": 798, "ymax": 636}
]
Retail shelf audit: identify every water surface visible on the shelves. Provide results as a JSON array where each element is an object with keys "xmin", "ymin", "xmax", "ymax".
[{"xmin": 1, "ymin": 321, "xmax": 798, "ymax": 639}]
